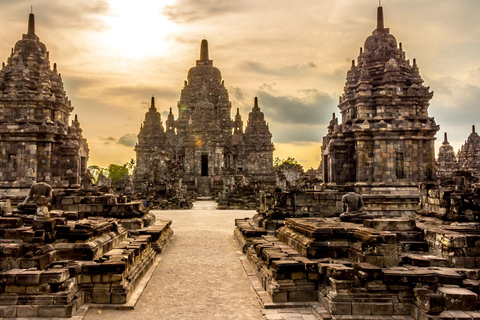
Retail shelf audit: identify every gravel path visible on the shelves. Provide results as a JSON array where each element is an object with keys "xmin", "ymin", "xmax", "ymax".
[{"xmin": 84, "ymin": 201, "xmax": 264, "ymax": 320}]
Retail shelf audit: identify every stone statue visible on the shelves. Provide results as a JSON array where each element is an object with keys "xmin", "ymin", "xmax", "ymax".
[
  {"xmin": 17, "ymin": 182, "xmax": 53, "ymax": 213},
  {"xmin": 80, "ymin": 169, "xmax": 95, "ymax": 191},
  {"xmin": 339, "ymin": 192, "xmax": 374, "ymax": 222},
  {"xmin": 36, "ymin": 195, "xmax": 50, "ymax": 218}
]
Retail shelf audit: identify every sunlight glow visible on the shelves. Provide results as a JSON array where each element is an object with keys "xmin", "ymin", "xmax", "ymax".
[{"xmin": 102, "ymin": 0, "xmax": 177, "ymax": 60}]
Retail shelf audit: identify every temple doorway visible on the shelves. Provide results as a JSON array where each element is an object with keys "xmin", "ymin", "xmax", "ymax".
[{"xmin": 201, "ymin": 154, "xmax": 208, "ymax": 176}]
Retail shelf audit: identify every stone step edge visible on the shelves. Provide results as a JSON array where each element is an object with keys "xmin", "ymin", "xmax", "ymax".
[
  {"xmin": 237, "ymin": 251, "xmax": 331, "ymax": 320},
  {"xmin": 76, "ymin": 255, "xmax": 163, "ymax": 316}
]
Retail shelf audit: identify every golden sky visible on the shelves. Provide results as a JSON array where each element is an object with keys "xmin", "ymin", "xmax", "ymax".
[{"xmin": 1, "ymin": 0, "xmax": 479, "ymax": 169}]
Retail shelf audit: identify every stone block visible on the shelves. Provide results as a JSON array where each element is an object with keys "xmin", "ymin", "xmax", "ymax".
[
  {"xmin": 372, "ymin": 303, "xmax": 393, "ymax": 315},
  {"xmin": 394, "ymin": 302, "xmax": 412, "ymax": 315},
  {"xmin": 39, "ymin": 268, "xmax": 70, "ymax": 284},
  {"xmin": 4, "ymin": 284, "xmax": 26, "ymax": 294},
  {"xmin": 438, "ymin": 287, "xmax": 478, "ymax": 311},
  {"xmin": 288, "ymin": 290, "xmax": 316, "ymax": 302},
  {"xmin": 16, "ymin": 305, "xmax": 39, "ymax": 317},
  {"xmin": 270, "ymin": 291, "xmax": 288, "ymax": 303},
  {"xmin": 0, "ymin": 269, "xmax": 24, "ymax": 283},
  {"xmin": 92, "ymin": 292, "xmax": 111, "ymax": 304},
  {"xmin": 364, "ymin": 219, "xmax": 416, "ymax": 231},
  {"xmin": 0, "ymin": 305, "xmax": 16, "ymax": 317},
  {"xmin": 38, "ymin": 303, "xmax": 74, "ymax": 317},
  {"xmin": 352, "ymin": 302, "xmax": 372, "ymax": 315},
  {"xmin": 25, "ymin": 284, "xmax": 51, "ymax": 294},
  {"xmin": 327, "ymin": 300, "xmax": 351, "ymax": 315}
]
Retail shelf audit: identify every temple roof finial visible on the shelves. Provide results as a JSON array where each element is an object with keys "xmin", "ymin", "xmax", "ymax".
[
  {"xmin": 149, "ymin": 96, "xmax": 156, "ymax": 112},
  {"xmin": 236, "ymin": 107, "xmax": 240, "ymax": 115},
  {"xmin": 444, "ymin": 132, "xmax": 448, "ymax": 143},
  {"xmin": 28, "ymin": 12, "xmax": 35, "ymax": 35},
  {"xmin": 254, "ymin": 97, "xmax": 259, "ymax": 109},
  {"xmin": 200, "ymin": 39, "xmax": 209, "ymax": 61},
  {"xmin": 473, "ymin": 125, "xmax": 476, "ymax": 134},
  {"xmin": 377, "ymin": 5, "xmax": 384, "ymax": 31}
]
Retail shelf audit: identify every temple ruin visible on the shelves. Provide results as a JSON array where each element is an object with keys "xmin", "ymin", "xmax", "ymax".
[
  {"xmin": 134, "ymin": 40, "xmax": 275, "ymax": 198},
  {"xmin": 0, "ymin": 13, "xmax": 88, "ymax": 190},
  {"xmin": 321, "ymin": 6, "xmax": 438, "ymax": 193}
]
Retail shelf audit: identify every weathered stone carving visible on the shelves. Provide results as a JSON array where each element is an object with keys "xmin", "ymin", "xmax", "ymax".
[
  {"xmin": 17, "ymin": 181, "xmax": 52, "ymax": 213},
  {"xmin": 339, "ymin": 192, "xmax": 373, "ymax": 222},
  {"xmin": 134, "ymin": 41, "xmax": 274, "ymax": 199},
  {"xmin": 0, "ymin": 13, "xmax": 88, "ymax": 189},
  {"xmin": 321, "ymin": 6, "xmax": 438, "ymax": 189}
]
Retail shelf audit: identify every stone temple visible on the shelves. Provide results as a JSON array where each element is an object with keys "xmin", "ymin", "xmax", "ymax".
[
  {"xmin": 134, "ymin": 40, "xmax": 274, "ymax": 197},
  {"xmin": 321, "ymin": 6, "xmax": 438, "ymax": 193},
  {"xmin": 0, "ymin": 13, "xmax": 88, "ymax": 189}
]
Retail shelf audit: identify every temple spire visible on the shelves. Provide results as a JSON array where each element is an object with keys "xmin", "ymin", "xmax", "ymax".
[
  {"xmin": 28, "ymin": 12, "xmax": 35, "ymax": 35},
  {"xmin": 444, "ymin": 132, "xmax": 448, "ymax": 143},
  {"xmin": 377, "ymin": 5, "xmax": 384, "ymax": 31},
  {"xmin": 149, "ymin": 96, "xmax": 156, "ymax": 111},
  {"xmin": 200, "ymin": 39, "xmax": 209, "ymax": 61},
  {"xmin": 473, "ymin": 125, "xmax": 476, "ymax": 134},
  {"xmin": 254, "ymin": 97, "xmax": 259, "ymax": 110}
]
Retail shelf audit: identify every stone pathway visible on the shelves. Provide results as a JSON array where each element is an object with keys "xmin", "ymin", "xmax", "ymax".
[{"xmin": 84, "ymin": 201, "xmax": 264, "ymax": 320}]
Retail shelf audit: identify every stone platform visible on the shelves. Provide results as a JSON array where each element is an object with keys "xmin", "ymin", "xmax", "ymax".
[
  {"xmin": 0, "ymin": 192, "xmax": 173, "ymax": 318},
  {"xmin": 236, "ymin": 216, "xmax": 480, "ymax": 319}
]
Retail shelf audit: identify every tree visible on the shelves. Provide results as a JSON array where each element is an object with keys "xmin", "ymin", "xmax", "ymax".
[
  {"xmin": 274, "ymin": 157, "xmax": 300, "ymax": 168},
  {"xmin": 107, "ymin": 164, "xmax": 129, "ymax": 183}
]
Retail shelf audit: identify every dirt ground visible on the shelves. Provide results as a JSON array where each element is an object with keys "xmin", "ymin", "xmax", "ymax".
[{"xmin": 84, "ymin": 201, "xmax": 264, "ymax": 320}]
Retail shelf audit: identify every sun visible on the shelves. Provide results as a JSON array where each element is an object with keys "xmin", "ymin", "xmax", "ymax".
[{"xmin": 101, "ymin": 0, "xmax": 178, "ymax": 60}]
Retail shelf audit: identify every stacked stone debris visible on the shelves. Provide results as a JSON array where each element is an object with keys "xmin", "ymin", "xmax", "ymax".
[
  {"xmin": 243, "ymin": 216, "xmax": 480, "ymax": 319},
  {"xmin": 0, "ymin": 188, "xmax": 173, "ymax": 317},
  {"xmin": 234, "ymin": 190, "xmax": 345, "ymax": 251},
  {"xmin": 321, "ymin": 6, "xmax": 438, "ymax": 193},
  {"xmin": 0, "ymin": 13, "xmax": 88, "ymax": 190},
  {"xmin": 217, "ymin": 175, "xmax": 258, "ymax": 210},
  {"xmin": 134, "ymin": 40, "xmax": 275, "ymax": 198},
  {"xmin": 419, "ymin": 183, "xmax": 480, "ymax": 222}
]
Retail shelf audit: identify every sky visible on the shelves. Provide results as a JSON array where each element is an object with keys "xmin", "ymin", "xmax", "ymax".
[{"xmin": 0, "ymin": 0, "xmax": 479, "ymax": 169}]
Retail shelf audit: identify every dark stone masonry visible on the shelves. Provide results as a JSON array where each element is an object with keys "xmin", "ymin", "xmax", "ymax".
[
  {"xmin": 0, "ymin": 13, "xmax": 88, "ymax": 190},
  {"xmin": 0, "ymin": 14, "xmax": 173, "ymax": 318},
  {"xmin": 235, "ymin": 6, "xmax": 480, "ymax": 320},
  {"xmin": 2, "ymin": 4, "xmax": 480, "ymax": 320},
  {"xmin": 134, "ymin": 40, "xmax": 275, "ymax": 201}
]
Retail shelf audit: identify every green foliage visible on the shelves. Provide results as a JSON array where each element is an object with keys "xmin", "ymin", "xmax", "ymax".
[
  {"xmin": 107, "ymin": 164, "xmax": 129, "ymax": 183},
  {"xmin": 273, "ymin": 157, "xmax": 299, "ymax": 168},
  {"xmin": 125, "ymin": 158, "xmax": 136, "ymax": 175},
  {"xmin": 88, "ymin": 159, "xmax": 135, "ymax": 184},
  {"xmin": 87, "ymin": 165, "xmax": 104, "ymax": 182}
]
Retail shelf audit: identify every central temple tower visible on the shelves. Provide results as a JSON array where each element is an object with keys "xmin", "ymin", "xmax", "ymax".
[
  {"xmin": 135, "ymin": 40, "xmax": 275, "ymax": 197},
  {"xmin": 321, "ymin": 6, "xmax": 438, "ymax": 193}
]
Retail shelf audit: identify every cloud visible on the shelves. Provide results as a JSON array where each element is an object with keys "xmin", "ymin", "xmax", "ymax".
[
  {"xmin": 271, "ymin": 124, "xmax": 323, "ymax": 144},
  {"xmin": 0, "ymin": 0, "xmax": 110, "ymax": 31},
  {"xmin": 102, "ymin": 85, "xmax": 178, "ymax": 101},
  {"xmin": 242, "ymin": 61, "xmax": 319, "ymax": 77},
  {"xmin": 99, "ymin": 136, "xmax": 116, "ymax": 144},
  {"xmin": 257, "ymin": 89, "xmax": 336, "ymax": 125},
  {"xmin": 163, "ymin": 0, "xmax": 244, "ymax": 23},
  {"xmin": 229, "ymin": 86, "xmax": 245, "ymax": 102},
  {"xmin": 117, "ymin": 133, "xmax": 137, "ymax": 147}
]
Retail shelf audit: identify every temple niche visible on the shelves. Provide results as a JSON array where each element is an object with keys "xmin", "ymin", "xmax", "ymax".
[
  {"xmin": 0, "ymin": 13, "xmax": 88, "ymax": 189},
  {"xmin": 134, "ymin": 40, "xmax": 275, "ymax": 198},
  {"xmin": 321, "ymin": 6, "xmax": 438, "ymax": 193}
]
